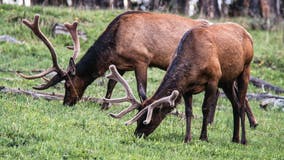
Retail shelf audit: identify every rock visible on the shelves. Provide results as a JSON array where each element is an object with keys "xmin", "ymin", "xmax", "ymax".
[{"xmin": 0, "ymin": 35, "xmax": 23, "ymax": 44}]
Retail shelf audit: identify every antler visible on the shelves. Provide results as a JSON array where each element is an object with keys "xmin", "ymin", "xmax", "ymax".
[
  {"xmin": 125, "ymin": 90, "xmax": 179, "ymax": 126},
  {"xmin": 104, "ymin": 65, "xmax": 179, "ymax": 125},
  {"xmin": 18, "ymin": 14, "xmax": 80, "ymax": 90},
  {"xmin": 64, "ymin": 21, "xmax": 80, "ymax": 61},
  {"xmin": 18, "ymin": 14, "xmax": 65, "ymax": 80},
  {"xmin": 103, "ymin": 65, "xmax": 141, "ymax": 118}
]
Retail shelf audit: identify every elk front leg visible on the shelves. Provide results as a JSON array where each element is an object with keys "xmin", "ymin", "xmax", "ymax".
[
  {"xmin": 207, "ymin": 89, "xmax": 220, "ymax": 124},
  {"xmin": 183, "ymin": 92, "xmax": 193, "ymax": 143},
  {"xmin": 200, "ymin": 82, "xmax": 218, "ymax": 141},
  {"xmin": 135, "ymin": 64, "xmax": 148, "ymax": 102},
  {"xmin": 101, "ymin": 70, "xmax": 125, "ymax": 110}
]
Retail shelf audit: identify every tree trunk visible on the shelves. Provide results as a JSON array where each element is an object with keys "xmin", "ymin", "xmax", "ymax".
[
  {"xmin": 177, "ymin": 0, "xmax": 187, "ymax": 15},
  {"xmin": 200, "ymin": 0, "xmax": 220, "ymax": 18},
  {"xmin": 249, "ymin": 0, "xmax": 261, "ymax": 17}
]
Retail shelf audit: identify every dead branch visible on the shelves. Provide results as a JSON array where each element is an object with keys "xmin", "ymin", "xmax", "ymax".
[
  {"xmin": 219, "ymin": 92, "xmax": 284, "ymax": 100},
  {"xmin": 0, "ymin": 86, "xmax": 103, "ymax": 103},
  {"xmin": 0, "ymin": 69, "xmax": 43, "ymax": 73},
  {"xmin": 0, "ymin": 35, "xmax": 23, "ymax": 44},
  {"xmin": 52, "ymin": 23, "xmax": 87, "ymax": 41},
  {"xmin": 250, "ymin": 76, "xmax": 284, "ymax": 94}
]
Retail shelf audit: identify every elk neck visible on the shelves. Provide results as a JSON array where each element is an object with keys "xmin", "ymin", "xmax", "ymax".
[
  {"xmin": 75, "ymin": 35, "xmax": 117, "ymax": 86},
  {"xmin": 147, "ymin": 66, "xmax": 184, "ymax": 107},
  {"xmin": 73, "ymin": 11, "xmax": 144, "ymax": 86}
]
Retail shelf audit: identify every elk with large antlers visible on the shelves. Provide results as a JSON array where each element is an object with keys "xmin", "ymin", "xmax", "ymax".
[
  {"xmin": 106, "ymin": 22, "xmax": 254, "ymax": 144},
  {"xmin": 18, "ymin": 14, "xmax": 80, "ymax": 95},
  {"xmin": 20, "ymin": 12, "xmax": 257, "ymax": 128}
]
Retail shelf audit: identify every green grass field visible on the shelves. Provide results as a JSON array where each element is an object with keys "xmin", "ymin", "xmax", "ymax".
[{"xmin": 0, "ymin": 4, "xmax": 284, "ymax": 159}]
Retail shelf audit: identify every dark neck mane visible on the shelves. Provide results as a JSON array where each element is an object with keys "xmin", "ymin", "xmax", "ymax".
[{"xmin": 151, "ymin": 49, "xmax": 190, "ymax": 102}]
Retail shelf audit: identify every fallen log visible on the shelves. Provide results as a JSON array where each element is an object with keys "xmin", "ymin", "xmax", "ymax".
[
  {"xmin": 246, "ymin": 92, "xmax": 284, "ymax": 100},
  {"xmin": 0, "ymin": 69, "xmax": 43, "ymax": 73},
  {"xmin": 52, "ymin": 23, "xmax": 87, "ymax": 41},
  {"xmin": 0, "ymin": 86, "xmax": 103, "ymax": 103},
  {"xmin": 219, "ymin": 92, "xmax": 284, "ymax": 111},
  {"xmin": 250, "ymin": 76, "xmax": 284, "ymax": 94},
  {"xmin": 0, "ymin": 35, "xmax": 23, "ymax": 44},
  {"xmin": 219, "ymin": 92, "xmax": 284, "ymax": 101}
]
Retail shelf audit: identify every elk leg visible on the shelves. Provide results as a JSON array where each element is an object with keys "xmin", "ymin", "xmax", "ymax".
[
  {"xmin": 222, "ymin": 82, "xmax": 240, "ymax": 143},
  {"xmin": 101, "ymin": 70, "xmax": 125, "ymax": 110},
  {"xmin": 207, "ymin": 89, "xmax": 220, "ymax": 124},
  {"xmin": 200, "ymin": 81, "xmax": 218, "ymax": 141},
  {"xmin": 233, "ymin": 82, "xmax": 258, "ymax": 128},
  {"xmin": 183, "ymin": 92, "xmax": 193, "ymax": 143},
  {"xmin": 245, "ymin": 98, "xmax": 258, "ymax": 128},
  {"xmin": 135, "ymin": 64, "xmax": 148, "ymax": 102},
  {"xmin": 237, "ymin": 66, "xmax": 250, "ymax": 145}
]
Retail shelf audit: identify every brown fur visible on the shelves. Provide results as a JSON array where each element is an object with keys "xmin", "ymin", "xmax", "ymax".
[{"xmin": 134, "ymin": 23, "xmax": 254, "ymax": 144}]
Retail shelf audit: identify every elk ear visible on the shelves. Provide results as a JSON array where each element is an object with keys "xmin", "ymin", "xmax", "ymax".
[{"xmin": 67, "ymin": 57, "xmax": 76, "ymax": 76}]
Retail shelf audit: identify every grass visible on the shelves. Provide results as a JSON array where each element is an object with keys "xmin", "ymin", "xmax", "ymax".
[{"xmin": 0, "ymin": 4, "xmax": 284, "ymax": 160}]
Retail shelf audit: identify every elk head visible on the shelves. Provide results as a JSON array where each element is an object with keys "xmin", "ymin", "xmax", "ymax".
[
  {"xmin": 102, "ymin": 65, "xmax": 179, "ymax": 137},
  {"xmin": 18, "ymin": 14, "xmax": 84, "ymax": 106}
]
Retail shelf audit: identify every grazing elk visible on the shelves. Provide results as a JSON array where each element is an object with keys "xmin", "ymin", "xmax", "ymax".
[
  {"xmin": 104, "ymin": 22, "xmax": 254, "ymax": 144},
  {"xmin": 19, "ymin": 12, "xmax": 257, "ymax": 128}
]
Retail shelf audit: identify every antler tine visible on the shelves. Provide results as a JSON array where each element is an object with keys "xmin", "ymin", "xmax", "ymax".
[
  {"xmin": 16, "ymin": 67, "xmax": 55, "ymax": 79},
  {"xmin": 125, "ymin": 90, "xmax": 179, "ymax": 126},
  {"xmin": 64, "ymin": 21, "xmax": 80, "ymax": 61},
  {"xmin": 22, "ymin": 14, "xmax": 64, "ymax": 77},
  {"xmin": 103, "ymin": 65, "xmax": 140, "ymax": 104},
  {"xmin": 102, "ymin": 65, "xmax": 141, "ymax": 118},
  {"xmin": 109, "ymin": 103, "xmax": 140, "ymax": 119}
]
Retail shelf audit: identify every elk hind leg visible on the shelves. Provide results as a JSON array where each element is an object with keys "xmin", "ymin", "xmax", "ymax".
[
  {"xmin": 233, "ymin": 82, "xmax": 258, "ymax": 128},
  {"xmin": 237, "ymin": 66, "xmax": 251, "ymax": 145},
  {"xmin": 222, "ymin": 82, "xmax": 240, "ymax": 143}
]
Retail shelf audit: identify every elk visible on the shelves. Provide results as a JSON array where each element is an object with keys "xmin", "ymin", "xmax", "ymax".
[
  {"xmin": 19, "ymin": 12, "xmax": 257, "ymax": 128},
  {"xmin": 104, "ymin": 22, "xmax": 254, "ymax": 144}
]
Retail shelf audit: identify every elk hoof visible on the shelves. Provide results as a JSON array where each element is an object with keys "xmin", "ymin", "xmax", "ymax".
[
  {"xmin": 199, "ymin": 136, "xmax": 208, "ymax": 142},
  {"xmin": 101, "ymin": 102, "xmax": 110, "ymax": 110},
  {"xmin": 184, "ymin": 136, "xmax": 192, "ymax": 143},
  {"xmin": 241, "ymin": 139, "xmax": 247, "ymax": 145},
  {"xmin": 232, "ymin": 137, "xmax": 240, "ymax": 143},
  {"xmin": 250, "ymin": 122, "xmax": 258, "ymax": 129}
]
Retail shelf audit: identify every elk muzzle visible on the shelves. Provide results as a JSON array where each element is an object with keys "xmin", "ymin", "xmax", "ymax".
[{"xmin": 134, "ymin": 105, "xmax": 173, "ymax": 137}]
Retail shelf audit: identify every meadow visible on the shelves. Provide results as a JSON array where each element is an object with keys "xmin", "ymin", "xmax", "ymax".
[{"xmin": 0, "ymin": 4, "xmax": 284, "ymax": 159}]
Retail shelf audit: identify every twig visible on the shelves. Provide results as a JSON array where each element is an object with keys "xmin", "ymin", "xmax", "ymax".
[
  {"xmin": 0, "ymin": 86, "xmax": 103, "ymax": 103},
  {"xmin": 0, "ymin": 69, "xmax": 43, "ymax": 73}
]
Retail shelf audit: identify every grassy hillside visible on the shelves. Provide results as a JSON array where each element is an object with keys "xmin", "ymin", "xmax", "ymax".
[{"xmin": 0, "ymin": 4, "xmax": 284, "ymax": 159}]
